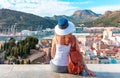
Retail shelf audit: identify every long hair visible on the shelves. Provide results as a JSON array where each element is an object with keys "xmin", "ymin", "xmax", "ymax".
[{"xmin": 55, "ymin": 33, "xmax": 72, "ymax": 45}]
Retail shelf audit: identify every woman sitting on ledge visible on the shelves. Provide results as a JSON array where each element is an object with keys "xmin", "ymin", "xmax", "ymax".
[{"xmin": 50, "ymin": 18, "xmax": 96, "ymax": 77}]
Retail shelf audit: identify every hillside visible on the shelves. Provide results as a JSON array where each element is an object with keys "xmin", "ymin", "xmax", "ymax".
[
  {"xmin": 0, "ymin": 8, "xmax": 120, "ymax": 30},
  {"xmin": 0, "ymin": 9, "xmax": 57, "ymax": 31},
  {"xmin": 85, "ymin": 10, "xmax": 120, "ymax": 27},
  {"xmin": 45, "ymin": 15, "xmax": 71, "ymax": 20},
  {"xmin": 45, "ymin": 10, "xmax": 101, "ymax": 26},
  {"xmin": 71, "ymin": 10, "xmax": 101, "ymax": 23}
]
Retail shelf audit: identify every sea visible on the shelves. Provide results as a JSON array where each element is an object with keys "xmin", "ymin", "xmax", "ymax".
[{"xmin": 0, "ymin": 35, "xmax": 49, "ymax": 42}]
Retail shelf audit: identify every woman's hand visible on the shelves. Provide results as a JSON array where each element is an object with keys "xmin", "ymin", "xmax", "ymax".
[{"xmin": 86, "ymin": 69, "xmax": 96, "ymax": 77}]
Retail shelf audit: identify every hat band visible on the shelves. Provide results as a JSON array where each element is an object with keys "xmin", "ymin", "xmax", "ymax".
[{"xmin": 59, "ymin": 23, "xmax": 68, "ymax": 29}]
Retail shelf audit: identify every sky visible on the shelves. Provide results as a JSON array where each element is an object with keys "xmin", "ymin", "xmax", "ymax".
[{"xmin": 0, "ymin": 0, "xmax": 120, "ymax": 17}]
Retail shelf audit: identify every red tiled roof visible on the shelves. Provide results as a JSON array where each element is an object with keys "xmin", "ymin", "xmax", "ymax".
[{"xmin": 105, "ymin": 50, "xmax": 117, "ymax": 54}]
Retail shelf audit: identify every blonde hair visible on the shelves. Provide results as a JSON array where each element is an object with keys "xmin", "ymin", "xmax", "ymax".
[{"xmin": 55, "ymin": 33, "xmax": 72, "ymax": 45}]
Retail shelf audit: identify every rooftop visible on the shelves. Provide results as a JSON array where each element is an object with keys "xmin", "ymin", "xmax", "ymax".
[{"xmin": 0, "ymin": 64, "xmax": 120, "ymax": 78}]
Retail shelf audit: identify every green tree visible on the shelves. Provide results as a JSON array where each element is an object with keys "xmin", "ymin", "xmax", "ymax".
[
  {"xmin": 8, "ymin": 37, "xmax": 16, "ymax": 47},
  {"xmin": 25, "ymin": 36, "xmax": 38, "ymax": 49},
  {"xmin": 3, "ymin": 36, "xmax": 39, "ymax": 64}
]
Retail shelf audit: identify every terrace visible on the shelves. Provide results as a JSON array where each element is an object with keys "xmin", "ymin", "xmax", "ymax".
[{"xmin": 0, "ymin": 64, "xmax": 120, "ymax": 78}]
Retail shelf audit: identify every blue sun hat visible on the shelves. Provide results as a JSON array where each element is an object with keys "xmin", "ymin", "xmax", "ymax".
[{"xmin": 55, "ymin": 18, "xmax": 75, "ymax": 35}]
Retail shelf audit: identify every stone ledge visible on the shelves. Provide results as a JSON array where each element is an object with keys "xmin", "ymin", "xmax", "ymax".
[{"xmin": 0, "ymin": 64, "xmax": 120, "ymax": 78}]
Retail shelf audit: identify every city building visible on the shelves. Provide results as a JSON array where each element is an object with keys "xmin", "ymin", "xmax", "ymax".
[
  {"xmin": 99, "ymin": 57, "xmax": 109, "ymax": 64},
  {"xmin": 115, "ymin": 51, "xmax": 120, "ymax": 63},
  {"xmin": 84, "ymin": 59, "xmax": 99, "ymax": 64}
]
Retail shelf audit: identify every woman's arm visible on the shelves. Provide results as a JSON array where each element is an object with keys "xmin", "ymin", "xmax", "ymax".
[
  {"xmin": 76, "ymin": 38, "xmax": 89, "ymax": 70},
  {"xmin": 76, "ymin": 38, "xmax": 96, "ymax": 77},
  {"xmin": 51, "ymin": 38, "xmax": 56, "ymax": 59}
]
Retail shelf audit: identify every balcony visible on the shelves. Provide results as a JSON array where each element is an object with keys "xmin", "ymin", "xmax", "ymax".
[{"xmin": 0, "ymin": 64, "xmax": 120, "ymax": 78}]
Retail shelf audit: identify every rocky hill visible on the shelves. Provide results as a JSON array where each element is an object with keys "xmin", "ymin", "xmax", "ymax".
[
  {"xmin": 0, "ymin": 8, "xmax": 120, "ymax": 30},
  {"xmin": 0, "ymin": 9, "xmax": 57, "ymax": 31},
  {"xmin": 71, "ymin": 10, "xmax": 101, "ymax": 23},
  {"xmin": 85, "ymin": 10, "xmax": 120, "ymax": 27},
  {"xmin": 45, "ymin": 10, "xmax": 101, "ymax": 26}
]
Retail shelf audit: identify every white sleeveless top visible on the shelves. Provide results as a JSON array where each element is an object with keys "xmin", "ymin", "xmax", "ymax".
[{"xmin": 51, "ymin": 44, "xmax": 71, "ymax": 66}]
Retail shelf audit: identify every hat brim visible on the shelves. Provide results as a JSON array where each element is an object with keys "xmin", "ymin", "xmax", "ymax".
[{"xmin": 55, "ymin": 21, "xmax": 75, "ymax": 35}]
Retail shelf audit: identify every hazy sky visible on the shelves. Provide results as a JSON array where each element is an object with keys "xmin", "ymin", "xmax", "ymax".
[{"xmin": 0, "ymin": 0, "xmax": 120, "ymax": 17}]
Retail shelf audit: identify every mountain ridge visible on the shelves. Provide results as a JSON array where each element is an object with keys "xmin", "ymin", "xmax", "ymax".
[
  {"xmin": 85, "ymin": 10, "xmax": 120, "ymax": 27},
  {"xmin": 45, "ymin": 9, "xmax": 102, "ymax": 24},
  {"xmin": 0, "ymin": 8, "xmax": 120, "ymax": 31},
  {"xmin": 0, "ymin": 8, "xmax": 57, "ymax": 31}
]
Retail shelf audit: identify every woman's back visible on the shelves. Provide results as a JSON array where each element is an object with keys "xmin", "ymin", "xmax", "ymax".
[
  {"xmin": 55, "ymin": 34, "xmax": 72, "ymax": 45},
  {"xmin": 51, "ymin": 34, "xmax": 72, "ymax": 66}
]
